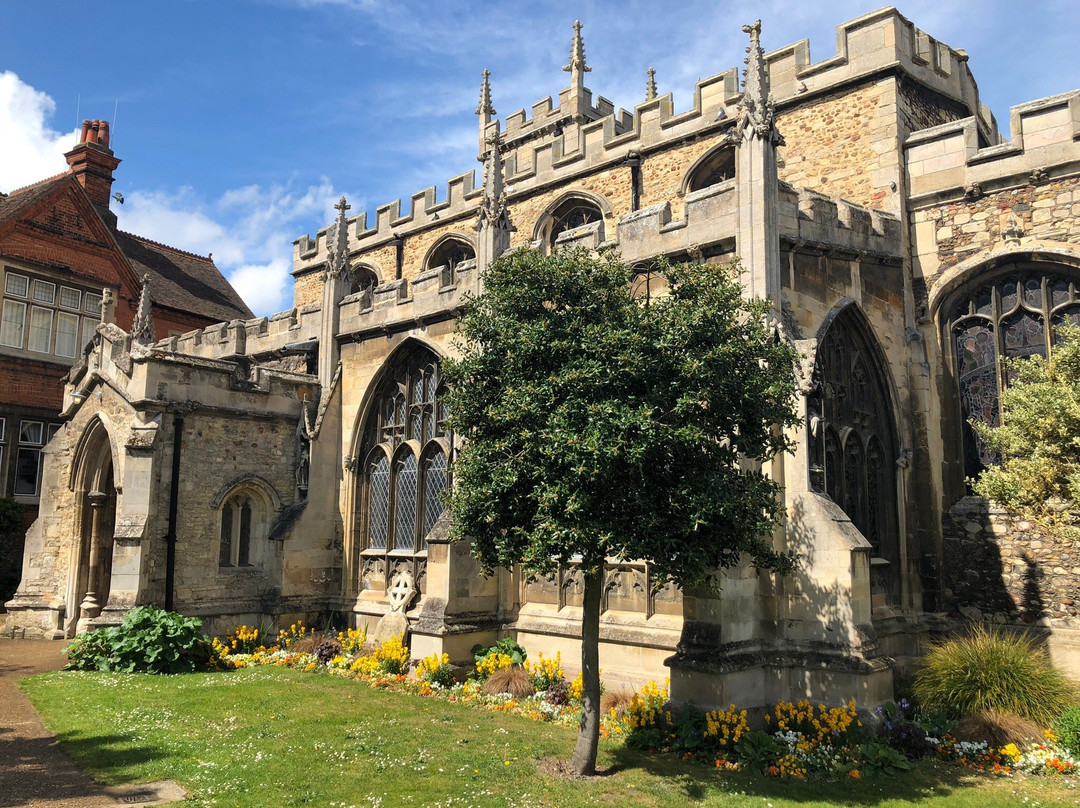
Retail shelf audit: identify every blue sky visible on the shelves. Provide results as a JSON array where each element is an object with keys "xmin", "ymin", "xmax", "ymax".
[{"xmin": 2, "ymin": 1, "xmax": 1078, "ymax": 316}]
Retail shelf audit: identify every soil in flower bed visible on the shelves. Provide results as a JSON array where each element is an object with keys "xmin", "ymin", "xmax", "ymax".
[{"xmin": 20, "ymin": 666, "xmax": 1080, "ymax": 808}]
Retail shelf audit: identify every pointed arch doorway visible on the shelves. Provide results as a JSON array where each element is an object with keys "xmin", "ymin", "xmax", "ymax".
[{"xmin": 66, "ymin": 418, "xmax": 118, "ymax": 637}]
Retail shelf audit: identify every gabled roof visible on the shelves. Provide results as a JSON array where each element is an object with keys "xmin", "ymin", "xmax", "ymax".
[
  {"xmin": 1, "ymin": 172, "xmax": 253, "ymax": 325},
  {"xmin": 113, "ymin": 231, "xmax": 253, "ymax": 323},
  {"xmin": 0, "ymin": 174, "xmax": 71, "ymax": 225}
]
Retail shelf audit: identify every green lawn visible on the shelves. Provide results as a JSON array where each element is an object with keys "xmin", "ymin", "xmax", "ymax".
[{"xmin": 19, "ymin": 666, "xmax": 1080, "ymax": 808}]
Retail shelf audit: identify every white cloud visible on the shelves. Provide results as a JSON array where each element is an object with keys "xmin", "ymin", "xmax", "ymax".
[
  {"xmin": 118, "ymin": 179, "xmax": 349, "ymax": 317},
  {"xmin": 0, "ymin": 71, "xmax": 79, "ymax": 193}
]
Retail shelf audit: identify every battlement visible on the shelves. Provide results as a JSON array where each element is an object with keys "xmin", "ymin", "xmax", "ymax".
[
  {"xmin": 779, "ymin": 185, "xmax": 903, "ymax": 258},
  {"xmin": 906, "ymin": 91, "xmax": 1080, "ymax": 203},
  {"xmin": 293, "ymin": 8, "xmax": 990, "ymax": 275}
]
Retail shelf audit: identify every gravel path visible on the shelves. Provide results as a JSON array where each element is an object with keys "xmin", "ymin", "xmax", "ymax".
[{"xmin": 0, "ymin": 638, "xmax": 114, "ymax": 808}]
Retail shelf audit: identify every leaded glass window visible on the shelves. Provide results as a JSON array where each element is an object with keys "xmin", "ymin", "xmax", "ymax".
[
  {"xmin": 949, "ymin": 266, "xmax": 1080, "ymax": 478},
  {"xmin": 687, "ymin": 146, "xmax": 736, "ymax": 192},
  {"xmin": 358, "ymin": 346, "xmax": 451, "ymax": 563},
  {"xmin": 808, "ymin": 306, "xmax": 898, "ymax": 575},
  {"xmin": 219, "ymin": 494, "xmax": 256, "ymax": 567}
]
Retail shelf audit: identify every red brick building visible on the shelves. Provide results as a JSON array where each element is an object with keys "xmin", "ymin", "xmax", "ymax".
[{"xmin": 0, "ymin": 120, "xmax": 252, "ymax": 523}]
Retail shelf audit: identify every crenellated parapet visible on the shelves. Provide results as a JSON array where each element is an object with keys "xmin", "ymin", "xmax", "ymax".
[
  {"xmin": 780, "ymin": 185, "xmax": 902, "ymax": 259},
  {"xmin": 291, "ymin": 8, "xmax": 990, "ymax": 283},
  {"xmin": 906, "ymin": 90, "xmax": 1080, "ymax": 204}
]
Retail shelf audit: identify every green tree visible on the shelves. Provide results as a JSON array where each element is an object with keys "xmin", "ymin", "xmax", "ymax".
[
  {"xmin": 444, "ymin": 248, "xmax": 799, "ymax": 775},
  {"xmin": 973, "ymin": 323, "xmax": 1080, "ymax": 539}
]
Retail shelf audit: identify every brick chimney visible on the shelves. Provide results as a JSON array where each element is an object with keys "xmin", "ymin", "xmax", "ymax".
[{"xmin": 64, "ymin": 119, "xmax": 121, "ymax": 226}]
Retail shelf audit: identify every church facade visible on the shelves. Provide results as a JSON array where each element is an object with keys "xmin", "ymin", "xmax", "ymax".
[{"xmin": 9, "ymin": 8, "xmax": 1080, "ymax": 710}]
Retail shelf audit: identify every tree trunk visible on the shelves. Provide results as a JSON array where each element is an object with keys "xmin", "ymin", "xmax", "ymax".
[{"xmin": 570, "ymin": 564, "xmax": 603, "ymax": 775}]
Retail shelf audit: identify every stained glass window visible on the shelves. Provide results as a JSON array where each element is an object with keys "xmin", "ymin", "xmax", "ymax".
[
  {"xmin": 358, "ymin": 346, "xmax": 451, "ymax": 562},
  {"xmin": 948, "ymin": 267, "xmax": 1080, "ymax": 478}
]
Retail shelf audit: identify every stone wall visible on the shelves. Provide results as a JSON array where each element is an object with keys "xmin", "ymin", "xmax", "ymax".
[
  {"xmin": 777, "ymin": 81, "xmax": 894, "ymax": 212},
  {"xmin": 943, "ymin": 496, "xmax": 1080, "ymax": 625}
]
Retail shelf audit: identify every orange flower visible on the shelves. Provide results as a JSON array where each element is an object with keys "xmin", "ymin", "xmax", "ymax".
[{"xmin": 848, "ymin": 769, "xmax": 860, "ymax": 779}]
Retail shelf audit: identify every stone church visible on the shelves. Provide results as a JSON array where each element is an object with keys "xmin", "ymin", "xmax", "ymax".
[{"xmin": 9, "ymin": 8, "xmax": 1080, "ymax": 710}]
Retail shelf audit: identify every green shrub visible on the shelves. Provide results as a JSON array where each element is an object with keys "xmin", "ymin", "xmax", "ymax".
[
  {"xmin": 1054, "ymin": 706, "xmax": 1080, "ymax": 755},
  {"xmin": 913, "ymin": 625, "xmax": 1076, "ymax": 725},
  {"xmin": 472, "ymin": 637, "xmax": 527, "ymax": 665},
  {"xmin": 65, "ymin": 606, "xmax": 216, "ymax": 674}
]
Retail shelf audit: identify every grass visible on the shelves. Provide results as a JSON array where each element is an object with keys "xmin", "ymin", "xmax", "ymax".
[{"xmin": 19, "ymin": 666, "xmax": 1080, "ymax": 808}]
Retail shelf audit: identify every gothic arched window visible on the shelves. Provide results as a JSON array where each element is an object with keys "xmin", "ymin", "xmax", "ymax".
[
  {"xmin": 541, "ymin": 197, "xmax": 605, "ymax": 253},
  {"xmin": 426, "ymin": 238, "xmax": 475, "ymax": 277},
  {"xmin": 219, "ymin": 493, "xmax": 256, "ymax": 567},
  {"xmin": 808, "ymin": 306, "xmax": 899, "ymax": 579},
  {"xmin": 948, "ymin": 266, "xmax": 1080, "ymax": 478},
  {"xmin": 349, "ymin": 265, "xmax": 379, "ymax": 308},
  {"xmin": 358, "ymin": 346, "xmax": 450, "ymax": 559},
  {"xmin": 686, "ymin": 145, "xmax": 736, "ymax": 193}
]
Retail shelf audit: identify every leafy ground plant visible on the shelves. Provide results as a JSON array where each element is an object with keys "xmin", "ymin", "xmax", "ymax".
[
  {"xmin": 20, "ymin": 665, "xmax": 1078, "ymax": 808},
  {"xmin": 914, "ymin": 625, "xmax": 1076, "ymax": 725},
  {"xmin": 64, "ymin": 606, "xmax": 217, "ymax": 674}
]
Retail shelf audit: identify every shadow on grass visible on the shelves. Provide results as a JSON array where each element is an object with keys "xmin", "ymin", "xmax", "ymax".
[
  {"xmin": 0, "ymin": 726, "xmax": 162, "ymax": 808},
  {"xmin": 604, "ymin": 745, "xmax": 976, "ymax": 805}
]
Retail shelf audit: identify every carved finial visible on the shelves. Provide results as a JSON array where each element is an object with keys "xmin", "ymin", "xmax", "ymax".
[
  {"xmin": 645, "ymin": 67, "xmax": 657, "ymax": 101},
  {"xmin": 563, "ymin": 20, "xmax": 591, "ymax": 77},
  {"xmin": 131, "ymin": 274, "xmax": 154, "ymax": 345},
  {"xmin": 737, "ymin": 19, "xmax": 783, "ymax": 146},
  {"xmin": 476, "ymin": 69, "xmax": 495, "ymax": 118},
  {"xmin": 477, "ymin": 129, "xmax": 513, "ymax": 234},
  {"xmin": 326, "ymin": 196, "xmax": 351, "ymax": 280}
]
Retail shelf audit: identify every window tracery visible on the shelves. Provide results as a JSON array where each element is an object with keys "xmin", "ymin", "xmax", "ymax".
[
  {"xmin": 358, "ymin": 347, "xmax": 450, "ymax": 562},
  {"xmin": 425, "ymin": 238, "xmax": 475, "ymax": 283},
  {"xmin": 948, "ymin": 266, "xmax": 1080, "ymax": 477},
  {"xmin": 542, "ymin": 197, "xmax": 604, "ymax": 253},
  {"xmin": 808, "ymin": 307, "xmax": 898, "ymax": 573},
  {"xmin": 686, "ymin": 146, "xmax": 736, "ymax": 193}
]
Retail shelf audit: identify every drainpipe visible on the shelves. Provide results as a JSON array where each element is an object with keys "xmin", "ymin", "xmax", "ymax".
[
  {"xmin": 164, "ymin": 411, "xmax": 183, "ymax": 612},
  {"xmin": 625, "ymin": 151, "xmax": 642, "ymax": 212}
]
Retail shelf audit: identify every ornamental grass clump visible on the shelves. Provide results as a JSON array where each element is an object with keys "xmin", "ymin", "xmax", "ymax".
[
  {"xmin": 914, "ymin": 625, "xmax": 1076, "ymax": 725},
  {"xmin": 482, "ymin": 666, "xmax": 535, "ymax": 698}
]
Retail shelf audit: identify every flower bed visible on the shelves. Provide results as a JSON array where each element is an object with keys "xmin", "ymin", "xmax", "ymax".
[{"xmin": 212, "ymin": 626, "xmax": 1080, "ymax": 782}]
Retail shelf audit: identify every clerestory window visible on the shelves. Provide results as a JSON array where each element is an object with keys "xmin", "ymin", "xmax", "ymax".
[{"xmin": 686, "ymin": 145, "xmax": 736, "ymax": 193}]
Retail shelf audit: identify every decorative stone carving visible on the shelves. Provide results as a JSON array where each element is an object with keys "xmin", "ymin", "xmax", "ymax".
[
  {"xmin": 386, "ymin": 568, "xmax": 416, "ymax": 613},
  {"xmin": 964, "ymin": 182, "xmax": 983, "ymax": 200},
  {"xmin": 1030, "ymin": 167, "xmax": 1049, "ymax": 184},
  {"xmin": 1001, "ymin": 213, "xmax": 1024, "ymax": 244},
  {"xmin": 131, "ymin": 274, "xmax": 154, "ymax": 345},
  {"xmin": 645, "ymin": 67, "xmax": 657, "ymax": 101},
  {"xmin": 737, "ymin": 20, "xmax": 784, "ymax": 146},
  {"xmin": 325, "ymin": 196, "xmax": 351, "ymax": 281}
]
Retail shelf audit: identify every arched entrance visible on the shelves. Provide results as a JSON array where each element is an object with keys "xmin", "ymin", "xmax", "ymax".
[{"xmin": 66, "ymin": 418, "xmax": 118, "ymax": 636}]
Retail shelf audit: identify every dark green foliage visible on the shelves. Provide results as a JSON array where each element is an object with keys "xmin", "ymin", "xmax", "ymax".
[
  {"xmin": 1054, "ymin": 706, "xmax": 1080, "ymax": 756},
  {"xmin": 64, "ymin": 606, "xmax": 215, "ymax": 674},
  {"xmin": 734, "ymin": 731, "xmax": 784, "ymax": 772},
  {"xmin": 0, "ymin": 497, "xmax": 26, "ymax": 602},
  {"xmin": 913, "ymin": 625, "xmax": 1076, "ymax": 724},
  {"xmin": 445, "ymin": 247, "xmax": 799, "ymax": 589},
  {"xmin": 472, "ymin": 637, "xmax": 528, "ymax": 666},
  {"xmin": 858, "ymin": 741, "xmax": 915, "ymax": 775}
]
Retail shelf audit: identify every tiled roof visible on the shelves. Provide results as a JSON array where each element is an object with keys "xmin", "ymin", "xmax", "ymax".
[
  {"xmin": 113, "ymin": 231, "xmax": 253, "ymax": 324},
  {"xmin": 0, "ymin": 175, "xmax": 70, "ymax": 225}
]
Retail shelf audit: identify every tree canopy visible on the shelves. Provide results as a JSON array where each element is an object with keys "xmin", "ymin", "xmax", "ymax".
[
  {"xmin": 444, "ymin": 247, "xmax": 799, "ymax": 775},
  {"xmin": 973, "ymin": 323, "xmax": 1080, "ymax": 538},
  {"xmin": 445, "ymin": 247, "xmax": 799, "ymax": 583}
]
